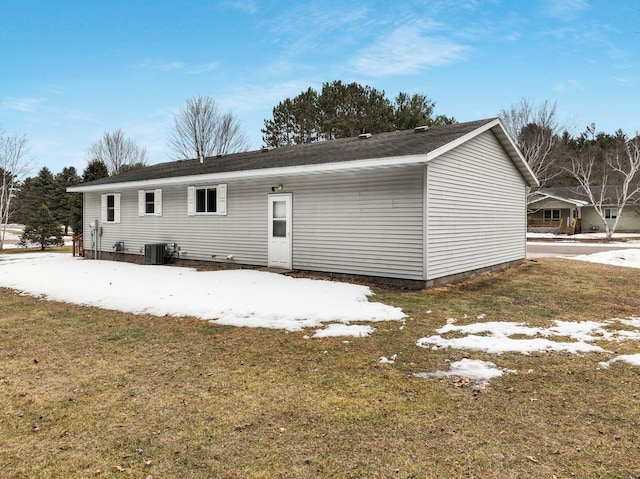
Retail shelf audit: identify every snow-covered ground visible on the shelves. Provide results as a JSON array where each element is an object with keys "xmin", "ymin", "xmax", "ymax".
[
  {"xmin": 0, "ymin": 224, "xmax": 25, "ymax": 248},
  {"xmin": 0, "ymin": 253, "xmax": 404, "ymax": 336},
  {"xmin": 1, "ymin": 224, "xmax": 72, "ymax": 249},
  {"xmin": 571, "ymin": 249, "xmax": 640, "ymax": 269},
  {"xmin": 1, "ymin": 246, "xmax": 639, "ymax": 388},
  {"xmin": 527, "ymin": 232, "xmax": 640, "ymax": 242}
]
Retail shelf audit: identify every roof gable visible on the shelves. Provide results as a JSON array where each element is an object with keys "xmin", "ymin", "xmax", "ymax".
[
  {"xmin": 535, "ymin": 185, "xmax": 640, "ymax": 206},
  {"xmin": 69, "ymin": 118, "xmax": 538, "ymax": 192}
]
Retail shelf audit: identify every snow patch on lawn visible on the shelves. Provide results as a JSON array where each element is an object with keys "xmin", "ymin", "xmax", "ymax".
[
  {"xmin": 571, "ymin": 249, "xmax": 640, "ymax": 269},
  {"xmin": 0, "ymin": 253, "xmax": 404, "ymax": 334},
  {"xmin": 416, "ymin": 317, "xmax": 640, "ymax": 386},
  {"xmin": 599, "ymin": 354, "xmax": 640, "ymax": 369},
  {"xmin": 414, "ymin": 359, "xmax": 516, "ymax": 386},
  {"xmin": 417, "ymin": 318, "xmax": 640, "ymax": 355}
]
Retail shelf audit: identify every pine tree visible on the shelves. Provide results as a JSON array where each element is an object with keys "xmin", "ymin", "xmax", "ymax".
[{"xmin": 19, "ymin": 204, "xmax": 64, "ymax": 250}]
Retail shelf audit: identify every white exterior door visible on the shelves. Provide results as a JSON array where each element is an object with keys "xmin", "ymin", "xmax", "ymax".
[{"xmin": 268, "ymin": 194, "xmax": 292, "ymax": 269}]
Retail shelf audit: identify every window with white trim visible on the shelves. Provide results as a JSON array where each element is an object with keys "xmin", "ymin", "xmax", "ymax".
[
  {"xmin": 138, "ymin": 189, "xmax": 163, "ymax": 216},
  {"xmin": 187, "ymin": 184, "xmax": 227, "ymax": 216},
  {"xmin": 101, "ymin": 193, "xmax": 121, "ymax": 223},
  {"xmin": 604, "ymin": 207, "xmax": 618, "ymax": 219},
  {"xmin": 543, "ymin": 209, "xmax": 561, "ymax": 220}
]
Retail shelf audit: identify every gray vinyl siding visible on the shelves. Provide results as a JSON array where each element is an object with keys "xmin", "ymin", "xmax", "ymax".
[
  {"xmin": 290, "ymin": 167, "xmax": 424, "ymax": 280},
  {"xmin": 82, "ymin": 180, "xmax": 268, "ymax": 265},
  {"xmin": 425, "ymin": 131, "xmax": 527, "ymax": 280},
  {"xmin": 82, "ymin": 166, "xmax": 425, "ymax": 280}
]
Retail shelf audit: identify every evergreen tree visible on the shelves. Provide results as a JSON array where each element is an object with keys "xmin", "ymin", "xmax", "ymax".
[
  {"xmin": 19, "ymin": 204, "xmax": 64, "ymax": 250},
  {"xmin": 318, "ymin": 80, "xmax": 395, "ymax": 140},
  {"xmin": 67, "ymin": 160, "xmax": 109, "ymax": 236},
  {"xmin": 262, "ymin": 81, "xmax": 454, "ymax": 147},
  {"xmin": 53, "ymin": 166, "xmax": 81, "ymax": 234},
  {"xmin": 262, "ymin": 88, "xmax": 320, "ymax": 147},
  {"xmin": 393, "ymin": 92, "xmax": 436, "ymax": 130},
  {"xmin": 13, "ymin": 167, "xmax": 57, "ymax": 224},
  {"xmin": 83, "ymin": 159, "xmax": 109, "ymax": 182}
]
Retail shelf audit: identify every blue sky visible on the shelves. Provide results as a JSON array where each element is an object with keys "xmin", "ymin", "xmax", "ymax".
[{"xmin": 1, "ymin": 0, "xmax": 639, "ymax": 176}]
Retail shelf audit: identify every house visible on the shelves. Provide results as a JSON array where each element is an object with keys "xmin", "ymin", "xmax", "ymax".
[
  {"xmin": 528, "ymin": 186, "xmax": 640, "ymax": 234},
  {"xmin": 68, "ymin": 118, "xmax": 538, "ymax": 288}
]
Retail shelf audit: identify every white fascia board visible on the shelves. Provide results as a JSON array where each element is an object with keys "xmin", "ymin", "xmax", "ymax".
[
  {"xmin": 425, "ymin": 118, "xmax": 539, "ymax": 188},
  {"xmin": 425, "ymin": 119, "xmax": 500, "ymax": 162},
  {"xmin": 528, "ymin": 192, "xmax": 589, "ymax": 207},
  {"xmin": 527, "ymin": 196, "xmax": 548, "ymax": 206},
  {"xmin": 67, "ymin": 153, "xmax": 429, "ymax": 193}
]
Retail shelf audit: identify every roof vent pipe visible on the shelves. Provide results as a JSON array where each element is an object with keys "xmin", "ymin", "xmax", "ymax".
[
  {"xmin": 414, "ymin": 125, "xmax": 430, "ymax": 132},
  {"xmin": 199, "ymin": 155, "xmax": 204, "ymax": 164},
  {"xmin": 358, "ymin": 133, "xmax": 372, "ymax": 139}
]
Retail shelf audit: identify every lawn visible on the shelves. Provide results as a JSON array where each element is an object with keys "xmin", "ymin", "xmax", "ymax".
[{"xmin": 1, "ymin": 257, "xmax": 639, "ymax": 478}]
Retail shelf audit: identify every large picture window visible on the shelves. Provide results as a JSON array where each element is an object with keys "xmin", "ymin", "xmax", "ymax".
[{"xmin": 187, "ymin": 184, "xmax": 227, "ymax": 216}]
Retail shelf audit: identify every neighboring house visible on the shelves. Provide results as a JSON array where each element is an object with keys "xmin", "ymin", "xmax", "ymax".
[
  {"xmin": 528, "ymin": 186, "xmax": 640, "ymax": 234},
  {"xmin": 68, "ymin": 118, "xmax": 538, "ymax": 288}
]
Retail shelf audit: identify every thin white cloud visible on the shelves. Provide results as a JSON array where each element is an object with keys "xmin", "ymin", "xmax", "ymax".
[
  {"xmin": 545, "ymin": 0, "xmax": 590, "ymax": 18},
  {"xmin": 187, "ymin": 62, "xmax": 220, "ymax": 75},
  {"xmin": 225, "ymin": 80, "xmax": 317, "ymax": 111},
  {"xmin": 1, "ymin": 97, "xmax": 46, "ymax": 112},
  {"xmin": 352, "ymin": 24, "xmax": 468, "ymax": 76},
  {"xmin": 553, "ymin": 79, "xmax": 584, "ymax": 94},
  {"xmin": 224, "ymin": 0, "xmax": 258, "ymax": 15},
  {"xmin": 136, "ymin": 58, "xmax": 186, "ymax": 71},
  {"xmin": 611, "ymin": 76, "xmax": 631, "ymax": 84},
  {"xmin": 135, "ymin": 58, "xmax": 219, "ymax": 75}
]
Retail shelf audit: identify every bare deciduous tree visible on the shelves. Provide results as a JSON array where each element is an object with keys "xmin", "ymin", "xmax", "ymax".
[
  {"xmin": 167, "ymin": 95, "xmax": 249, "ymax": 160},
  {"xmin": 86, "ymin": 129, "xmax": 148, "ymax": 176},
  {"xmin": 568, "ymin": 135, "xmax": 640, "ymax": 241},
  {"xmin": 499, "ymin": 98, "xmax": 568, "ymax": 187},
  {"xmin": 0, "ymin": 129, "xmax": 34, "ymax": 250}
]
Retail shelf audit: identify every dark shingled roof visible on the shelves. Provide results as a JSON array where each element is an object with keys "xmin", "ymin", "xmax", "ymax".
[
  {"xmin": 76, "ymin": 119, "xmax": 497, "ymax": 188},
  {"xmin": 539, "ymin": 185, "xmax": 640, "ymax": 204}
]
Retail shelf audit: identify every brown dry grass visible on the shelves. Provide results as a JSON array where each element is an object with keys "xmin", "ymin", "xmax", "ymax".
[{"xmin": 1, "ymin": 257, "xmax": 640, "ymax": 478}]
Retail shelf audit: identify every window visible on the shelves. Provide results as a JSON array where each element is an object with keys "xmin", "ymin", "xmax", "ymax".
[
  {"xmin": 187, "ymin": 184, "xmax": 227, "ymax": 216},
  {"xmin": 145, "ymin": 192, "xmax": 155, "ymax": 214},
  {"xmin": 138, "ymin": 189, "xmax": 162, "ymax": 216},
  {"xmin": 543, "ymin": 209, "xmax": 561, "ymax": 219},
  {"xmin": 272, "ymin": 200, "xmax": 287, "ymax": 237},
  {"xmin": 604, "ymin": 208, "xmax": 618, "ymax": 219},
  {"xmin": 101, "ymin": 193, "xmax": 121, "ymax": 223},
  {"xmin": 196, "ymin": 187, "xmax": 217, "ymax": 213}
]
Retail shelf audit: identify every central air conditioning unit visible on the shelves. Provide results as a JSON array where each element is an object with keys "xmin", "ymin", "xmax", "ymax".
[{"xmin": 144, "ymin": 243, "xmax": 167, "ymax": 265}]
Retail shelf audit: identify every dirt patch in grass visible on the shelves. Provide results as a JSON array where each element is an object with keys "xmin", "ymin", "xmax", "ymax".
[{"xmin": 1, "ymin": 258, "xmax": 640, "ymax": 477}]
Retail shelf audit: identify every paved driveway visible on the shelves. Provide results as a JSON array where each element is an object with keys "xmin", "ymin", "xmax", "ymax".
[{"xmin": 527, "ymin": 241, "xmax": 640, "ymax": 259}]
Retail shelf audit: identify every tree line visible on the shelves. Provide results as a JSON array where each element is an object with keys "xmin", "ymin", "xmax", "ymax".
[
  {"xmin": 2, "ymin": 83, "xmax": 639, "ymax": 248},
  {"xmin": 261, "ymin": 80, "xmax": 455, "ymax": 147}
]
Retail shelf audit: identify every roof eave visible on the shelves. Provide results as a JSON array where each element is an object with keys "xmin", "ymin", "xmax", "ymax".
[{"xmin": 67, "ymin": 153, "xmax": 430, "ymax": 193}]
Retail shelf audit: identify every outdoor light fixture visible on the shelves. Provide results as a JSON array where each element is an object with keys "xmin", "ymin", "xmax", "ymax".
[{"xmin": 271, "ymin": 184, "xmax": 284, "ymax": 192}]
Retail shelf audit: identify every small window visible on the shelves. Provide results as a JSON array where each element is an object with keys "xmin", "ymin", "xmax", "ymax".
[
  {"xmin": 145, "ymin": 192, "xmax": 155, "ymax": 214},
  {"xmin": 272, "ymin": 200, "xmax": 287, "ymax": 237},
  {"xmin": 101, "ymin": 193, "xmax": 121, "ymax": 223},
  {"xmin": 543, "ymin": 209, "xmax": 561, "ymax": 219},
  {"xmin": 107, "ymin": 195, "xmax": 115, "ymax": 222},
  {"xmin": 188, "ymin": 184, "xmax": 227, "ymax": 216},
  {"xmin": 195, "ymin": 187, "xmax": 218, "ymax": 213},
  {"xmin": 138, "ymin": 189, "xmax": 162, "ymax": 216},
  {"xmin": 605, "ymin": 208, "xmax": 618, "ymax": 219}
]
